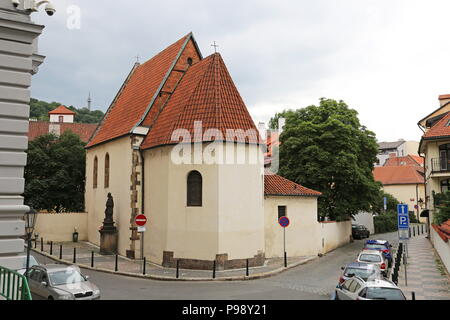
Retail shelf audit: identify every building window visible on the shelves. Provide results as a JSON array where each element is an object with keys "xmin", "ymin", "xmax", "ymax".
[
  {"xmin": 441, "ymin": 179, "xmax": 450, "ymax": 193},
  {"xmin": 187, "ymin": 170, "xmax": 202, "ymax": 207},
  {"xmin": 278, "ymin": 206, "xmax": 287, "ymax": 220},
  {"xmin": 93, "ymin": 156, "xmax": 98, "ymax": 189},
  {"xmin": 104, "ymin": 153, "xmax": 110, "ymax": 188},
  {"xmin": 58, "ymin": 116, "xmax": 64, "ymax": 123},
  {"xmin": 187, "ymin": 57, "xmax": 193, "ymax": 66}
]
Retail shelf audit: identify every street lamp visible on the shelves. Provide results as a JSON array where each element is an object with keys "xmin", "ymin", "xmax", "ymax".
[{"xmin": 24, "ymin": 208, "xmax": 38, "ymax": 278}]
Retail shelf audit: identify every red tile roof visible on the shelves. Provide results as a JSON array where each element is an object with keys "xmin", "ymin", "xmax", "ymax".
[
  {"xmin": 423, "ymin": 111, "xmax": 450, "ymax": 139},
  {"xmin": 264, "ymin": 171, "xmax": 322, "ymax": 197},
  {"xmin": 86, "ymin": 33, "xmax": 192, "ymax": 148},
  {"xmin": 383, "ymin": 155, "xmax": 424, "ymax": 167},
  {"xmin": 48, "ymin": 105, "xmax": 76, "ymax": 115},
  {"xmin": 439, "ymin": 94, "xmax": 450, "ymax": 100},
  {"xmin": 433, "ymin": 220, "xmax": 450, "ymax": 242},
  {"xmin": 373, "ymin": 166, "xmax": 424, "ymax": 185},
  {"xmin": 28, "ymin": 121, "xmax": 97, "ymax": 143},
  {"xmin": 141, "ymin": 53, "xmax": 261, "ymax": 149}
]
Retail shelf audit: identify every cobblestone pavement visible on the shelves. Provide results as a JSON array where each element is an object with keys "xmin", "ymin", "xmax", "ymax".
[
  {"xmin": 32, "ymin": 240, "xmax": 316, "ymax": 280},
  {"xmin": 397, "ymin": 234, "xmax": 450, "ymax": 300}
]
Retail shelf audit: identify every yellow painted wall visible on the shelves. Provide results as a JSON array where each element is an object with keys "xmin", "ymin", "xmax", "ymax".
[
  {"xmin": 264, "ymin": 196, "xmax": 321, "ymax": 258},
  {"xmin": 85, "ymin": 136, "xmax": 134, "ymax": 257},
  {"xmin": 35, "ymin": 212, "xmax": 88, "ymax": 242}
]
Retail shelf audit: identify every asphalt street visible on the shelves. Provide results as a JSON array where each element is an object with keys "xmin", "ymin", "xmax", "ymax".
[{"xmin": 33, "ymin": 232, "xmax": 398, "ymax": 300}]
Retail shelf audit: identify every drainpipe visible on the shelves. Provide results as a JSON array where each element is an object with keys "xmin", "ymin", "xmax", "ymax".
[{"xmin": 139, "ymin": 148, "xmax": 145, "ymax": 260}]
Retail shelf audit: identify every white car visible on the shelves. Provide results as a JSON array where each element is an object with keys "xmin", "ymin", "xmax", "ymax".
[
  {"xmin": 356, "ymin": 250, "xmax": 387, "ymax": 276},
  {"xmin": 335, "ymin": 276, "xmax": 407, "ymax": 300}
]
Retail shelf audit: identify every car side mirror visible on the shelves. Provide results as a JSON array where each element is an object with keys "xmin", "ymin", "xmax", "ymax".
[{"xmin": 41, "ymin": 281, "xmax": 48, "ymax": 287}]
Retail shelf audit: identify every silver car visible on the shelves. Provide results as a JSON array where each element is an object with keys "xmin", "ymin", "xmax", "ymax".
[
  {"xmin": 335, "ymin": 276, "xmax": 406, "ymax": 300},
  {"xmin": 26, "ymin": 264, "xmax": 100, "ymax": 300}
]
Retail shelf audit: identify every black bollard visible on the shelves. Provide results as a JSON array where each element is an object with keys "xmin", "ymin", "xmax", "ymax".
[
  {"xmin": 212, "ymin": 260, "xmax": 216, "ymax": 279},
  {"xmin": 50, "ymin": 241, "xmax": 53, "ymax": 255},
  {"xmin": 73, "ymin": 247, "xmax": 76, "ymax": 263},
  {"xmin": 409, "ymin": 228, "xmax": 412, "ymax": 238},
  {"xmin": 143, "ymin": 257, "xmax": 146, "ymax": 275},
  {"xmin": 59, "ymin": 244, "xmax": 62, "ymax": 260},
  {"xmin": 412, "ymin": 292, "xmax": 416, "ymax": 300},
  {"xmin": 246, "ymin": 259, "xmax": 249, "ymax": 277},
  {"xmin": 413, "ymin": 227, "xmax": 415, "ymax": 237},
  {"xmin": 91, "ymin": 251, "xmax": 94, "ymax": 268},
  {"xmin": 284, "ymin": 252, "xmax": 288, "ymax": 268},
  {"xmin": 115, "ymin": 255, "xmax": 118, "ymax": 272},
  {"xmin": 176, "ymin": 260, "xmax": 180, "ymax": 279},
  {"xmin": 40, "ymin": 237, "xmax": 43, "ymax": 251},
  {"xmin": 34, "ymin": 238, "xmax": 37, "ymax": 249}
]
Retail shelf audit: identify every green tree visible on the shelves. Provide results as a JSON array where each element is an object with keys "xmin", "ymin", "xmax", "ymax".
[
  {"xmin": 372, "ymin": 192, "xmax": 399, "ymax": 214},
  {"xmin": 30, "ymin": 98, "xmax": 104, "ymax": 123},
  {"xmin": 24, "ymin": 131, "xmax": 86, "ymax": 213},
  {"xmin": 270, "ymin": 98, "xmax": 380, "ymax": 221},
  {"xmin": 433, "ymin": 191, "xmax": 450, "ymax": 225}
]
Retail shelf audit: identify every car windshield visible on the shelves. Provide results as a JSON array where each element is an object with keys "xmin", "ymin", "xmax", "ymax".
[
  {"xmin": 21, "ymin": 256, "xmax": 38, "ymax": 269},
  {"xmin": 359, "ymin": 254, "xmax": 382, "ymax": 263},
  {"xmin": 365, "ymin": 244, "xmax": 387, "ymax": 250},
  {"xmin": 48, "ymin": 269, "xmax": 87, "ymax": 286},
  {"xmin": 344, "ymin": 267, "xmax": 377, "ymax": 280},
  {"xmin": 366, "ymin": 287, "xmax": 406, "ymax": 300}
]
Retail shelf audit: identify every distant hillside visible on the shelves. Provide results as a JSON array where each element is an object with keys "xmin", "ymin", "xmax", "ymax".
[{"xmin": 30, "ymin": 98, "xmax": 104, "ymax": 124}]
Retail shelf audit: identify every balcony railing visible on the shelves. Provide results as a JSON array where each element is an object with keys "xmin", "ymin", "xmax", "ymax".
[{"xmin": 431, "ymin": 158, "xmax": 450, "ymax": 173}]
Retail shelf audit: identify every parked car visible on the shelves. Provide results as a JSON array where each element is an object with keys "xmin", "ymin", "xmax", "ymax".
[
  {"xmin": 352, "ymin": 224, "xmax": 370, "ymax": 239},
  {"xmin": 15, "ymin": 255, "xmax": 40, "ymax": 275},
  {"xmin": 356, "ymin": 250, "xmax": 388, "ymax": 276},
  {"xmin": 26, "ymin": 264, "xmax": 100, "ymax": 300},
  {"xmin": 363, "ymin": 240, "xmax": 393, "ymax": 268},
  {"xmin": 335, "ymin": 277, "xmax": 406, "ymax": 300},
  {"xmin": 338, "ymin": 262, "xmax": 384, "ymax": 285}
]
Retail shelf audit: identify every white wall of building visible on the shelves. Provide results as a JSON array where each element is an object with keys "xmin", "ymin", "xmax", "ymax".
[{"xmin": 49, "ymin": 114, "xmax": 74, "ymax": 123}]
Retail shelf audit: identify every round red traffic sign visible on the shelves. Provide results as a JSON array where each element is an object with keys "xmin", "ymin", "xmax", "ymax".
[
  {"xmin": 135, "ymin": 214, "xmax": 147, "ymax": 227},
  {"xmin": 278, "ymin": 216, "xmax": 290, "ymax": 228}
]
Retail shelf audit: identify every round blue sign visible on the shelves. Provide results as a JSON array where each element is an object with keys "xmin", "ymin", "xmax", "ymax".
[{"xmin": 278, "ymin": 216, "xmax": 290, "ymax": 228}]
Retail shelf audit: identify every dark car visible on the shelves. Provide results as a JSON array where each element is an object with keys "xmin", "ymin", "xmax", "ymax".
[
  {"xmin": 338, "ymin": 262, "xmax": 384, "ymax": 285},
  {"xmin": 352, "ymin": 224, "xmax": 370, "ymax": 239},
  {"xmin": 363, "ymin": 240, "xmax": 393, "ymax": 268}
]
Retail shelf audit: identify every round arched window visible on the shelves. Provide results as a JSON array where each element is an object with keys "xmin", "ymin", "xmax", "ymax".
[{"xmin": 187, "ymin": 170, "xmax": 202, "ymax": 207}]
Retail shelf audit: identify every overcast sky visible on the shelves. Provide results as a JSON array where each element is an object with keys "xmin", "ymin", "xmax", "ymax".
[{"xmin": 31, "ymin": 0, "xmax": 450, "ymax": 142}]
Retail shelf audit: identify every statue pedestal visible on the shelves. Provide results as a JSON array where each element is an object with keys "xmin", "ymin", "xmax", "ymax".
[{"xmin": 99, "ymin": 228, "xmax": 118, "ymax": 255}]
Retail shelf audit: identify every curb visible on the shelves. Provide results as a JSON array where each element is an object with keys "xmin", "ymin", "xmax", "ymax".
[{"xmin": 31, "ymin": 248, "xmax": 318, "ymax": 282}]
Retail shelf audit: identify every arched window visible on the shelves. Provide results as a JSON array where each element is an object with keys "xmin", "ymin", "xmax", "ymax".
[
  {"xmin": 187, "ymin": 171, "xmax": 202, "ymax": 207},
  {"xmin": 104, "ymin": 153, "xmax": 110, "ymax": 188},
  {"xmin": 93, "ymin": 156, "xmax": 98, "ymax": 189}
]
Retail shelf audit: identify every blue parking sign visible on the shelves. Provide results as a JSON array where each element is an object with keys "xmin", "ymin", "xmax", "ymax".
[
  {"xmin": 398, "ymin": 214, "xmax": 409, "ymax": 229},
  {"xmin": 397, "ymin": 204, "xmax": 408, "ymax": 215}
]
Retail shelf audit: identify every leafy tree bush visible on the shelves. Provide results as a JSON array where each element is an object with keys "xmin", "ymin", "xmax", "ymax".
[
  {"xmin": 30, "ymin": 98, "xmax": 104, "ymax": 123},
  {"xmin": 24, "ymin": 131, "xmax": 86, "ymax": 213},
  {"xmin": 433, "ymin": 191, "xmax": 450, "ymax": 225},
  {"xmin": 270, "ymin": 98, "xmax": 380, "ymax": 221}
]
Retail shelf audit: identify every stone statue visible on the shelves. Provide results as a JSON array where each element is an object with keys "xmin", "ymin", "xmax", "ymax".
[
  {"xmin": 100, "ymin": 193, "xmax": 118, "ymax": 255},
  {"xmin": 104, "ymin": 192, "xmax": 114, "ymax": 225}
]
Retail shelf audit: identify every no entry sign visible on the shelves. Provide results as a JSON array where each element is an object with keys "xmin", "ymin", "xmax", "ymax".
[
  {"xmin": 135, "ymin": 214, "xmax": 147, "ymax": 227},
  {"xmin": 278, "ymin": 216, "xmax": 290, "ymax": 228}
]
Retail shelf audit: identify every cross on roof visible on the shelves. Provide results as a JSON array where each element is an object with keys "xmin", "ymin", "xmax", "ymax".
[
  {"xmin": 211, "ymin": 41, "xmax": 219, "ymax": 53},
  {"xmin": 135, "ymin": 54, "xmax": 140, "ymax": 63}
]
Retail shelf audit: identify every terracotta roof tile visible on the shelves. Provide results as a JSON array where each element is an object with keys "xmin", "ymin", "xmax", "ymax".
[
  {"xmin": 373, "ymin": 166, "xmax": 424, "ymax": 185},
  {"xmin": 28, "ymin": 121, "xmax": 97, "ymax": 143},
  {"xmin": 264, "ymin": 171, "xmax": 321, "ymax": 197},
  {"xmin": 48, "ymin": 105, "xmax": 76, "ymax": 115},
  {"xmin": 86, "ymin": 34, "xmax": 191, "ymax": 148},
  {"xmin": 433, "ymin": 220, "xmax": 450, "ymax": 242},
  {"xmin": 383, "ymin": 155, "xmax": 423, "ymax": 167},
  {"xmin": 423, "ymin": 112, "xmax": 450, "ymax": 139},
  {"xmin": 141, "ymin": 53, "xmax": 261, "ymax": 149}
]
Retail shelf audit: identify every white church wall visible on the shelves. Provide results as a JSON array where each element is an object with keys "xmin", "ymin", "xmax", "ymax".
[
  {"xmin": 85, "ymin": 136, "xmax": 133, "ymax": 256},
  {"xmin": 217, "ymin": 143, "xmax": 265, "ymax": 260},
  {"xmin": 264, "ymin": 196, "xmax": 321, "ymax": 258}
]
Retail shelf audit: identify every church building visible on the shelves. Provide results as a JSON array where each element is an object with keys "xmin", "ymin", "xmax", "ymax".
[{"xmin": 85, "ymin": 33, "xmax": 326, "ymax": 269}]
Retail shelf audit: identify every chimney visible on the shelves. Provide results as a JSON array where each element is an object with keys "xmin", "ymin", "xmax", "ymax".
[{"xmin": 439, "ymin": 94, "xmax": 450, "ymax": 107}]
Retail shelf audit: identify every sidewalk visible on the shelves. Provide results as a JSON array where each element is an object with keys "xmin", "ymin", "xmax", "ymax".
[
  {"xmin": 32, "ymin": 240, "xmax": 317, "ymax": 281},
  {"xmin": 397, "ymin": 234, "xmax": 450, "ymax": 300}
]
